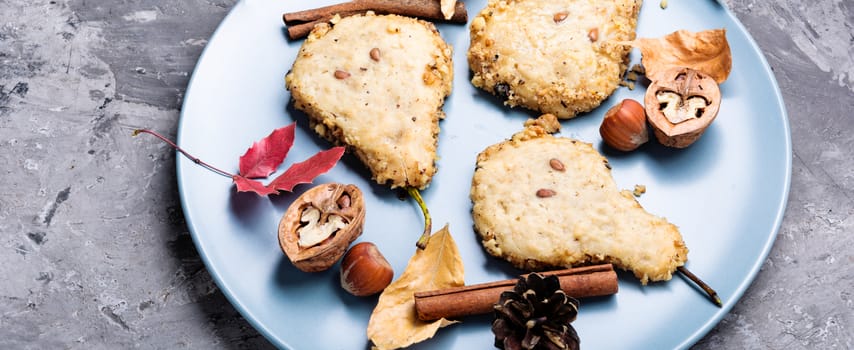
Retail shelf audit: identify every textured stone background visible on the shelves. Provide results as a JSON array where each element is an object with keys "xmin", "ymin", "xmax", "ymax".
[{"xmin": 0, "ymin": 0, "xmax": 851, "ymax": 349}]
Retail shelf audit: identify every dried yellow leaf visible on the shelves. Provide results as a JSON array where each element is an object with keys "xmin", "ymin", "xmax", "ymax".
[
  {"xmin": 367, "ymin": 225, "xmax": 465, "ymax": 349},
  {"xmin": 632, "ymin": 29, "xmax": 732, "ymax": 84},
  {"xmin": 440, "ymin": 0, "xmax": 455, "ymax": 20}
]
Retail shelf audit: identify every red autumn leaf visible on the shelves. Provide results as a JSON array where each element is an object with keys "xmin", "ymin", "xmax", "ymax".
[
  {"xmin": 238, "ymin": 123, "xmax": 296, "ymax": 179},
  {"xmin": 233, "ymin": 175, "xmax": 279, "ymax": 196},
  {"xmin": 134, "ymin": 124, "xmax": 345, "ymax": 197},
  {"xmin": 267, "ymin": 147, "xmax": 346, "ymax": 192}
]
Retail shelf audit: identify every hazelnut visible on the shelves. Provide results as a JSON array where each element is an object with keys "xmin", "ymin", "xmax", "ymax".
[
  {"xmin": 599, "ymin": 99, "xmax": 649, "ymax": 151},
  {"xmin": 340, "ymin": 242, "xmax": 393, "ymax": 296},
  {"xmin": 278, "ymin": 183, "xmax": 365, "ymax": 272},
  {"xmin": 645, "ymin": 67, "xmax": 721, "ymax": 148}
]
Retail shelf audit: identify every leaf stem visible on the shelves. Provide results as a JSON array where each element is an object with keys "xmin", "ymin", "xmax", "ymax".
[
  {"xmin": 677, "ymin": 266, "xmax": 722, "ymax": 307},
  {"xmin": 406, "ymin": 187, "xmax": 432, "ymax": 250},
  {"xmin": 133, "ymin": 129, "xmax": 234, "ymax": 178}
]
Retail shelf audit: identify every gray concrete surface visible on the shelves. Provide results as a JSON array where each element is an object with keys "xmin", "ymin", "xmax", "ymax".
[{"xmin": 1, "ymin": 0, "xmax": 851, "ymax": 349}]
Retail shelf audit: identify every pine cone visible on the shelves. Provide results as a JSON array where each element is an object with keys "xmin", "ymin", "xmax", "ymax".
[{"xmin": 492, "ymin": 273, "xmax": 580, "ymax": 350}]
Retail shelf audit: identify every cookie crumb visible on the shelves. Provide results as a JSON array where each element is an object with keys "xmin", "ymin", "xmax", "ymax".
[{"xmin": 633, "ymin": 184, "xmax": 646, "ymax": 197}]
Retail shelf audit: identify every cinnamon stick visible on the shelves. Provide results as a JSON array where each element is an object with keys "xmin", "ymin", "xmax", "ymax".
[
  {"xmin": 283, "ymin": 0, "xmax": 468, "ymax": 40},
  {"xmin": 286, "ymin": 12, "xmax": 362, "ymax": 41},
  {"xmin": 414, "ymin": 264, "xmax": 618, "ymax": 321}
]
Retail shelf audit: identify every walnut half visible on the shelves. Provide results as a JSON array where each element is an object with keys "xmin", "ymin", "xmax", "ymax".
[
  {"xmin": 644, "ymin": 67, "xmax": 721, "ymax": 148},
  {"xmin": 278, "ymin": 183, "xmax": 365, "ymax": 272}
]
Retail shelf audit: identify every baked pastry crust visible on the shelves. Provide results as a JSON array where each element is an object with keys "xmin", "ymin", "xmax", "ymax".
[
  {"xmin": 468, "ymin": 0, "xmax": 641, "ymax": 118},
  {"xmin": 470, "ymin": 115, "xmax": 688, "ymax": 283},
  {"xmin": 286, "ymin": 14, "xmax": 453, "ymax": 189}
]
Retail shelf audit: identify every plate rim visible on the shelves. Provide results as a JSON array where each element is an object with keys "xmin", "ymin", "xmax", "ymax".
[{"xmin": 673, "ymin": 3, "xmax": 792, "ymax": 349}]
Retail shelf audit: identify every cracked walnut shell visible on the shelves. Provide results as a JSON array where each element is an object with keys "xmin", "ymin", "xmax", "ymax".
[
  {"xmin": 278, "ymin": 183, "xmax": 365, "ymax": 272},
  {"xmin": 645, "ymin": 67, "xmax": 721, "ymax": 148}
]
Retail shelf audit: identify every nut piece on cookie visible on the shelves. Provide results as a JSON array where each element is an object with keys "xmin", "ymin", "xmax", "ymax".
[{"xmin": 286, "ymin": 13, "xmax": 453, "ymax": 189}]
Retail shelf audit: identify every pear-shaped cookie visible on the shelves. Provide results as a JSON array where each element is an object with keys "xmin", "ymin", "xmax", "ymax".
[
  {"xmin": 286, "ymin": 14, "xmax": 453, "ymax": 190},
  {"xmin": 470, "ymin": 115, "xmax": 688, "ymax": 283},
  {"xmin": 468, "ymin": 0, "xmax": 641, "ymax": 118}
]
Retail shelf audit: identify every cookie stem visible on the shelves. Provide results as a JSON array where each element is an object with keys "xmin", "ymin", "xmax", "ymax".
[
  {"xmin": 677, "ymin": 266, "xmax": 722, "ymax": 307},
  {"xmin": 406, "ymin": 187, "xmax": 432, "ymax": 249}
]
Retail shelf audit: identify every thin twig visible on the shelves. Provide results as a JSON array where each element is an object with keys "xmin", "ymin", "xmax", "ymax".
[
  {"xmin": 133, "ymin": 129, "xmax": 234, "ymax": 179},
  {"xmin": 677, "ymin": 266, "xmax": 722, "ymax": 307},
  {"xmin": 406, "ymin": 187, "xmax": 432, "ymax": 249}
]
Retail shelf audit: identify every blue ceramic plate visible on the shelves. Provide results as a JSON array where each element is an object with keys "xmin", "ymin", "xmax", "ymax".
[{"xmin": 178, "ymin": 1, "xmax": 791, "ymax": 348}]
